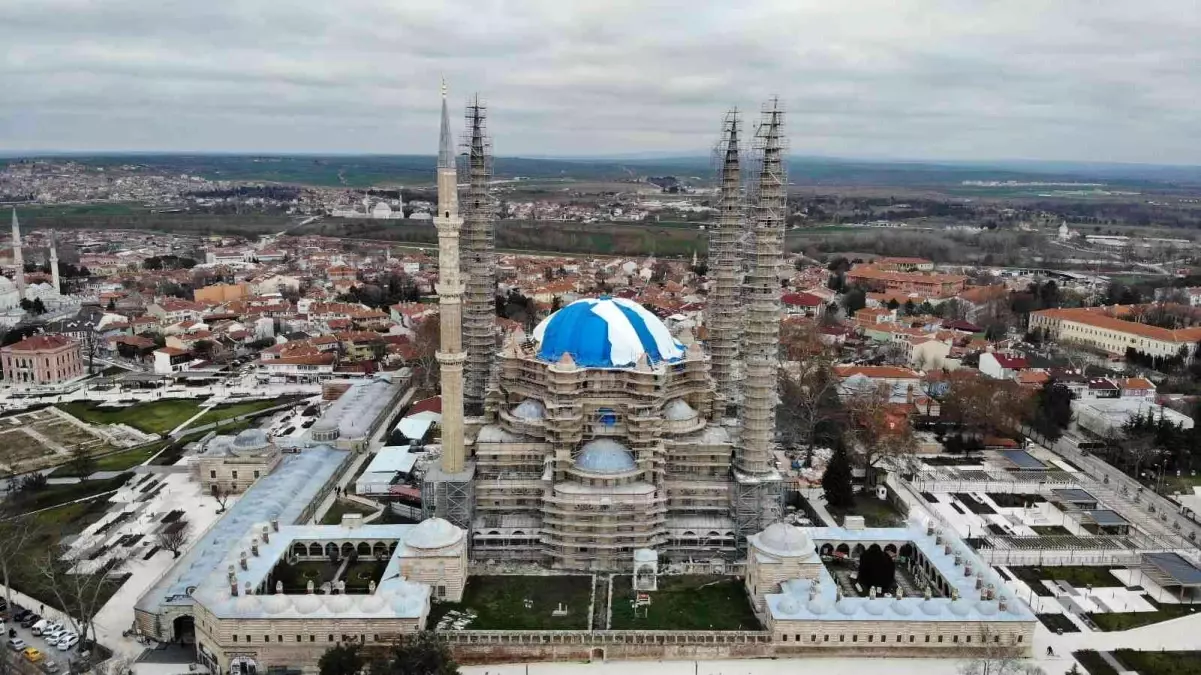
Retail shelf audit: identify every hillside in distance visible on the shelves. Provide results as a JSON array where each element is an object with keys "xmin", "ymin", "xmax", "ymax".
[{"xmin": 13, "ymin": 153, "xmax": 1201, "ymax": 189}]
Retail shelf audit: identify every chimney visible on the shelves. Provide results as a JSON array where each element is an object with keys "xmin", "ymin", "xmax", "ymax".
[
  {"xmin": 976, "ymin": 573, "xmax": 984, "ymax": 590},
  {"xmin": 244, "ymin": 582, "xmax": 253, "ymax": 596},
  {"xmin": 998, "ymin": 595, "xmax": 1009, "ymax": 612},
  {"xmin": 923, "ymin": 586, "xmax": 932, "ymax": 600},
  {"xmin": 239, "ymin": 551, "xmax": 248, "ymax": 570},
  {"xmin": 262, "ymin": 525, "xmax": 270, "ymax": 544},
  {"xmin": 926, "ymin": 520, "xmax": 935, "ymax": 537},
  {"xmin": 954, "ymin": 552, "xmax": 963, "ymax": 567},
  {"xmin": 276, "ymin": 581, "xmax": 283, "ymax": 594},
  {"xmin": 965, "ymin": 563, "xmax": 973, "ymax": 577},
  {"xmin": 251, "ymin": 538, "xmax": 259, "ymax": 557},
  {"xmin": 271, "ymin": 518, "xmax": 279, "ymax": 532}
]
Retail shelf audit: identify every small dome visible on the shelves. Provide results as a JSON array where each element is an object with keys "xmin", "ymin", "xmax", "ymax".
[
  {"xmin": 231, "ymin": 428, "xmax": 270, "ymax": 453},
  {"xmin": 293, "ymin": 595, "xmax": 322, "ymax": 615},
  {"xmin": 234, "ymin": 594, "xmax": 259, "ymax": 616},
  {"xmin": 921, "ymin": 599, "xmax": 943, "ymax": 616},
  {"xmin": 326, "ymin": 594, "xmax": 352, "ymax": 613},
  {"xmin": 807, "ymin": 598, "xmax": 831, "ymax": 615},
  {"xmin": 950, "ymin": 598, "xmax": 974, "ymax": 617},
  {"xmin": 407, "ymin": 517, "xmax": 463, "ymax": 550},
  {"xmin": 574, "ymin": 439, "xmax": 637, "ymax": 474},
  {"xmin": 777, "ymin": 597, "xmax": 801, "ymax": 615},
  {"xmin": 893, "ymin": 598, "xmax": 916, "ymax": 616},
  {"xmin": 360, "ymin": 595, "xmax": 387, "ymax": 613},
  {"xmin": 532, "ymin": 296, "xmax": 685, "ymax": 368},
  {"xmin": 664, "ymin": 399, "xmax": 697, "ymax": 421},
  {"xmin": 754, "ymin": 523, "xmax": 813, "ymax": 557},
  {"xmin": 836, "ymin": 598, "xmax": 858, "ymax": 616},
  {"xmin": 261, "ymin": 594, "xmax": 291, "ymax": 615},
  {"xmin": 976, "ymin": 600, "xmax": 999, "ymax": 616},
  {"xmin": 511, "ymin": 399, "xmax": 546, "ymax": 420},
  {"xmin": 865, "ymin": 597, "xmax": 889, "ymax": 615}
]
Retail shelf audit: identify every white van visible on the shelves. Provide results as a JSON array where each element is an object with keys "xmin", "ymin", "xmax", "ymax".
[{"xmin": 31, "ymin": 619, "xmax": 51, "ymax": 635}]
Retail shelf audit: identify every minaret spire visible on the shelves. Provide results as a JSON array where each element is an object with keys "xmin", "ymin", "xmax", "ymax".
[
  {"xmin": 50, "ymin": 233, "xmax": 61, "ymax": 295},
  {"xmin": 462, "ymin": 94, "xmax": 497, "ymax": 415},
  {"xmin": 706, "ymin": 110, "xmax": 743, "ymax": 415},
  {"xmin": 421, "ymin": 80, "xmax": 475, "ymax": 532},
  {"xmin": 731, "ymin": 98, "xmax": 786, "ymax": 550},
  {"xmin": 11, "ymin": 208, "xmax": 26, "ymax": 302}
]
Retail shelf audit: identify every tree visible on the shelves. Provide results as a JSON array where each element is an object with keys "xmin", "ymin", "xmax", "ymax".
[
  {"xmin": 410, "ymin": 315, "xmax": 441, "ymax": 391},
  {"xmin": 67, "ymin": 444, "xmax": 96, "ymax": 478},
  {"xmin": 856, "ymin": 543, "xmax": 895, "ymax": 594},
  {"xmin": 213, "ymin": 486, "xmax": 232, "ymax": 513},
  {"xmin": 1027, "ymin": 383, "xmax": 1073, "ymax": 443},
  {"xmin": 822, "ymin": 440, "xmax": 855, "ymax": 509},
  {"xmin": 319, "ymin": 643, "xmax": 364, "ymax": 675},
  {"xmin": 156, "ymin": 521, "xmax": 190, "ymax": 558},
  {"xmin": 38, "ymin": 546, "xmax": 130, "ymax": 652},
  {"xmin": 844, "ymin": 384, "xmax": 917, "ymax": 482},
  {"xmin": 842, "ymin": 287, "xmax": 867, "ymax": 314},
  {"xmin": 379, "ymin": 631, "xmax": 459, "ymax": 675},
  {"xmin": 0, "ymin": 507, "xmax": 39, "ymax": 623},
  {"xmin": 106, "ymin": 298, "xmax": 117, "ymax": 311},
  {"xmin": 957, "ymin": 627, "xmax": 1045, "ymax": 675},
  {"xmin": 31, "ymin": 298, "xmax": 46, "ymax": 315},
  {"xmin": 778, "ymin": 359, "xmax": 843, "ymax": 466}
]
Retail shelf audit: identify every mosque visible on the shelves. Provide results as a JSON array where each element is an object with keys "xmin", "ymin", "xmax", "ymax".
[{"xmin": 129, "ymin": 88, "xmax": 1034, "ymax": 675}]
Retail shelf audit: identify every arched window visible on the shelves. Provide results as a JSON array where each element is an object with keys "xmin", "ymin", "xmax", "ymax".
[
  {"xmin": 309, "ymin": 543, "xmax": 323, "ymax": 557},
  {"xmin": 292, "ymin": 543, "xmax": 308, "ymax": 558},
  {"xmin": 357, "ymin": 542, "xmax": 371, "ymax": 556}
]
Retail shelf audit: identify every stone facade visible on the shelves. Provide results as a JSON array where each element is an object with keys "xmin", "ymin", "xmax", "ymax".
[{"xmin": 1, "ymin": 333, "xmax": 84, "ymax": 385}]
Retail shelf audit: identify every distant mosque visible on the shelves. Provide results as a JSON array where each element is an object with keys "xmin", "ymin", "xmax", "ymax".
[
  {"xmin": 1, "ymin": 209, "xmax": 76, "ymax": 327},
  {"xmin": 331, "ymin": 193, "xmax": 406, "ymax": 220}
]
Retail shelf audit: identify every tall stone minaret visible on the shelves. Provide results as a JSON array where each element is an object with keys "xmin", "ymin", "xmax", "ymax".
[
  {"xmin": 11, "ymin": 209, "xmax": 26, "ymax": 301},
  {"xmin": 435, "ymin": 81, "xmax": 468, "ymax": 476},
  {"xmin": 49, "ymin": 234, "xmax": 61, "ymax": 295},
  {"xmin": 732, "ymin": 99, "xmax": 786, "ymax": 548}
]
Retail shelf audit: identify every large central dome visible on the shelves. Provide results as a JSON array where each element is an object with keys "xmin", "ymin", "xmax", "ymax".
[{"xmin": 532, "ymin": 296, "xmax": 685, "ymax": 368}]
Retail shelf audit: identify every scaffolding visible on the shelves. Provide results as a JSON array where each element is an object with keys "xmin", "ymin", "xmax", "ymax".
[
  {"xmin": 730, "ymin": 100, "xmax": 786, "ymax": 552},
  {"xmin": 422, "ymin": 462, "xmax": 476, "ymax": 532},
  {"xmin": 706, "ymin": 110, "xmax": 744, "ymax": 418},
  {"xmin": 462, "ymin": 95, "xmax": 497, "ymax": 416}
]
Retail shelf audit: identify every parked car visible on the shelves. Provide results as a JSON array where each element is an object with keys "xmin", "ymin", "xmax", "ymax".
[
  {"xmin": 23, "ymin": 647, "xmax": 44, "ymax": 663},
  {"xmin": 43, "ymin": 628, "xmax": 65, "ymax": 642},
  {"xmin": 44, "ymin": 660, "xmax": 60, "ymax": 673},
  {"xmin": 0, "ymin": 620, "xmax": 6, "ymax": 633},
  {"xmin": 7, "ymin": 637, "xmax": 26, "ymax": 651},
  {"xmin": 30, "ymin": 619, "xmax": 50, "ymax": 635},
  {"xmin": 21, "ymin": 614, "xmax": 41, "ymax": 628},
  {"xmin": 56, "ymin": 635, "xmax": 78, "ymax": 651}
]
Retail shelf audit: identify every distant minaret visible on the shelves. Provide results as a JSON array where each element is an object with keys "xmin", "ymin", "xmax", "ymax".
[
  {"xmin": 10, "ymin": 209, "xmax": 25, "ymax": 301},
  {"xmin": 732, "ymin": 99, "xmax": 786, "ymax": 547},
  {"xmin": 461, "ymin": 95, "xmax": 497, "ymax": 415},
  {"xmin": 706, "ymin": 111, "xmax": 744, "ymax": 415},
  {"xmin": 435, "ymin": 81, "xmax": 468, "ymax": 475},
  {"xmin": 49, "ymin": 234, "xmax": 61, "ymax": 295}
]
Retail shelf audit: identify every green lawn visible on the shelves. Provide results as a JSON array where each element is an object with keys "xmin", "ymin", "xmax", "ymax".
[
  {"xmin": 1009, "ymin": 566, "xmax": 1121, "ymax": 596},
  {"xmin": 825, "ymin": 495, "xmax": 905, "ymax": 527},
  {"xmin": 1089, "ymin": 598, "xmax": 1199, "ymax": 631},
  {"xmin": 58, "ymin": 399, "xmax": 205, "ymax": 435},
  {"xmin": 321, "ymin": 500, "xmax": 378, "ymax": 525},
  {"xmin": 51, "ymin": 442, "xmax": 167, "ymax": 477},
  {"xmin": 1073, "ymin": 651, "xmax": 1118, "ymax": 675},
  {"xmin": 1113, "ymin": 650, "xmax": 1201, "ymax": 675},
  {"xmin": 10, "ymin": 473, "xmax": 133, "ymax": 513},
  {"xmin": 194, "ymin": 398, "xmax": 295, "ymax": 428},
  {"xmin": 610, "ymin": 575, "xmax": 761, "ymax": 631},
  {"xmin": 428, "ymin": 575, "xmax": 592, "ymax": 630},
  {"xmin": 1161, "ymin": 473, "xmax": 1201, "ymax": 495}
]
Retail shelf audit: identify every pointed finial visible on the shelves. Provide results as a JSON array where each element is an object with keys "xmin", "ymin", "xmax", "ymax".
[{"xmin": 441, "ymin": 77, "xmax": 447, "ymax": 100}]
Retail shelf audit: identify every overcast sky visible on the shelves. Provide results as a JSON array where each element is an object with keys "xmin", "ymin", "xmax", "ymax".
[{"xmin": 2, "ymin": 1, "xmax": 1199, "ymax": 163}]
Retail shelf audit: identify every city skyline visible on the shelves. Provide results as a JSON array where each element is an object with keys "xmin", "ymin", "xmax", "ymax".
[{"xmin": 2, "ymin": 1, "xmax": 1200, "ymax": 164}]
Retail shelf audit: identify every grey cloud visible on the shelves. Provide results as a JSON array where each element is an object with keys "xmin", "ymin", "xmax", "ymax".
[{"xmin": 1, "ymin": 0, "xmax": 1200, "ymax": 163}]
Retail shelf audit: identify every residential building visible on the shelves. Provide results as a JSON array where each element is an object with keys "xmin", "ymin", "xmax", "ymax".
[
  {"xmin": 1030, "ymin": 307, "xmax": 1201, "ymax": 359},
  {"xmin": 979, "ymin": 352, "xmax": 1029, "ymax": 380}
]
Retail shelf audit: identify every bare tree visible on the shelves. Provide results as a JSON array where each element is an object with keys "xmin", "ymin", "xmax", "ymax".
[
  {"xmin": 410, "ymin": 314, "xmax": 441, "ymax": 391},
  {"xmin": 38, "ymin": 546, "xmax": 131, "ymax": 653},
  {"xmin": 777, "ymin": 324, "xmax": 843, "ymax": 465},
  {"xmin": 213, "ymin": 487, "xmax": 232, "ymax": 513},
  {"xmin": 844, "ymin": 383, "xmax": 918, "ymax": 482},
  {"xmin": 958, "ymin": 627, "xmax": 1045, "ymax": 675},
  {"xmin": 0, "ymin": 506, "xmax": 40, "ymax": 617},
  {"xmin": 156, "ymin": 522, "xmax": 190, "ymax": 558}
]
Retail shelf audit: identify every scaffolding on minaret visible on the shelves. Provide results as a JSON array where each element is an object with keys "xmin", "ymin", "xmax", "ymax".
[
  {"xmin": 705, "ymin": 110, "xmax": 744, "ymax": 418},
  {"xmin": 731, "ymin": 99, "xmax": 786, "ymax": 552},
  {"xmin": 461, "ymin": 95, "xmax": 497, "ymax": 417}
]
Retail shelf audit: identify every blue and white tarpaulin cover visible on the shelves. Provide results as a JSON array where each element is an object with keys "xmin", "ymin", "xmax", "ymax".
[{"xmin": 532, "ymin": 296, "xmax": 685, "ymax": 368}]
